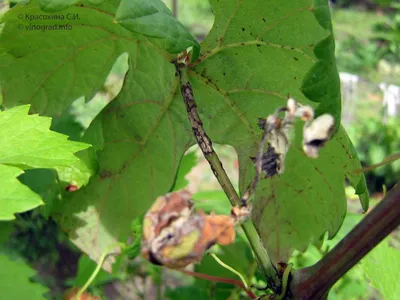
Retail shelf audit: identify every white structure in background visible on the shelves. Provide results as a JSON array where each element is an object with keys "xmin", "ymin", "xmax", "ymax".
[
  {"xmin": 340, "ymin": 72, "xmax": 400, "ymax": 124},
  {"xmin": 379, "ymin": 83, "xmax": 400, "ymax": 121},
  {"xmin": 340, "ymin": 72, "xmax": 360, "ymax": 125}
]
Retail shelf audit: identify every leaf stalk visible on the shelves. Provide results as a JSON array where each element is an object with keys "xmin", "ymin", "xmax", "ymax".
[{"xmin": 175, "ymin": 62, "xmax": 278, "ymax": 288}]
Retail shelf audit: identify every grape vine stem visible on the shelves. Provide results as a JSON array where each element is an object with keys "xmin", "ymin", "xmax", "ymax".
[
  {"xmin": 290, "ymin": 182, "xmax": 400, "ymax": 299},
  {"xmin": 175, "ymin": 62, "xmax": 279, "ymax": 288}
]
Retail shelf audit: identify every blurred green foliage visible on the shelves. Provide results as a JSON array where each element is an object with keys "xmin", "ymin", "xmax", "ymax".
[
  {"xmin": 336, "ymin": 36, "xmax": 383, "ymax": 74},
  {"xmin": 372, "ymin": 3, "xmax": 400, "ymax": 63},
  {"xmin": 347, "ymin": 117, "xmax": 400, "ymax": 192},
  {"xmin": 362, "ymin": 238, "xmax": 400, "ymax": 300},
  {"xmin": 333, "ymin": 2, "xmax": 400, "ymax": 84},
  {"xmin": 0, "ymin": 254, "xmax": 50, "ymax": 300}
]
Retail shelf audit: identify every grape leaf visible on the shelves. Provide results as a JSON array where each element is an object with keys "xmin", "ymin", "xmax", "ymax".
[
  {"xmin": 362, "ymin": 239, "xmax": 400, "ymax": 300},
  {"xmin": 171, "ymin": 151, "xmax": 197, "ymax": 191},
  {"xmin": 0, "ymin": 0, "xmax": 367, "ymax": 266},
  {"xmin": 0, "ymin": 222, "xmax": 14, "ymax": 244},
  {"xmin": 115, "ymin": 0, "xmax": 200, "ymax": 61},
  {"xmin": 189, "ymin": 0, "xmax": 368, "ymax": 262},
  {"xmin": 39, "ymin": 0, "xmax": 106, "ymax": 12},
  {"xmin": 0, "ymin": 0, "xmax": 187, "ymax": 265},
  {"xmin": 0, "ymin": 254, "xmax": 49, "ymax": 299},
  {"xmin": 0, "ymin": 165, "xmax": 43, "ymax": 220},
  {"xmin": 194, "ymin": 236, "xmax": 255, "ymax": 299},
  {"xmin": 39, "ymin": 0, "xmax": 80, "ymax": 12},
  {"xmin": 0, "ymin": 0, "xmax": 196, "ymax": 115},
  {"xmin": 0, "ymin": 105, "xmax": 88, "ymax": 168},
  {"xmin": 0, "ymin": 0, "xmax": 170, "ymax": 115},
  {"xmin": 193, "ymin": 190, "xmax": 231, "ymax": 215},
  {"xmin": 0, "ymin": 105, "xmax": 89, "ymax": 220},
  {"xmin": 18, "ymin": 168, "xmax": 61, "ymax": 218}
]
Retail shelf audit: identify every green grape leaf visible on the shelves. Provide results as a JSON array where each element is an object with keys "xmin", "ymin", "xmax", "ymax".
[
  {"xmin": 39, "ymin": 0, "xmax": 79, "ymax": 12},
  {"xmin": 115, "ymin": 0, "xmax": 200, "ymax": 61},
  {"xmin": 53, "ymin": 117, "xmax": 104, "ymax": 189},
  {"xmin": 195, "ymin": 236, "xmax": 254, "ymax": 299},
  {"xmin": 0, "ymin": 222, "xmax": 14, "ymax": 244},
  {"xmin": 18, "ymin": 168, "xmax": 61, "ymax": 218},
  {"xmin": 193, "ymin": 190, "xmax": 231, "ymax": 215},
  {"xmin": 0, "ymin": 0, "xmax": 367, "ymax": 266},
  {"xmin": 0, "ymin": 0, "xmax": 196, "ymax": 115},
  {"xmin": 0, "ymin": 165, "xmax": 43, "ymax": 220},
  {"xmin": 362, "ymin": 239, "xmax": 400, "ymax": 300},
  {"xmin": 196, "ymin": 237, "xmax": 254, "ymax": 281},
  {"xmin": 39, "ymin": 0, "xmax": 106, "ymax": 12},
  {"xmin": 189, "ymin": 0, "xmax": 367, "ymax": 262},
  {"xmin": 171, "ymin": 151, "xmax": 197, "ymax": 191},
  {"xmin": 0, "ymin": 0, "xmax": 173, "ymax": 115},
  {"xmin": 0, "ymin": 105, "xmax": 89, "ymax": 169},
  {"xmin": 0, "ymin": 105, "xmax": 89, "ymax": 220},
  {"xmin": 0, "ymin": 254, "xmax": 49, "ymax": 299}
]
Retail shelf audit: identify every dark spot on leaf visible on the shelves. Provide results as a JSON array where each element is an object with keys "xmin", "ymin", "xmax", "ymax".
[
  {"xmin": 242, "ymin": 27, "xmax": 245, "ymax": 31},
  {"xmin": 223, "ymin": 72, "xmax": 226, "ymax": 76},
  {"xmin": 262, "ymin": 18, "xmax": 266, "ymax": 22},
  {"xmin": 256, "ymin": 44, "xmax": 261, "ymax": 47},
  {"xmin": 309, "ymin": 6, "xmax": 315, "ymax": 12},
  {"xmin": 100, "ymin": 169, "xmax": 112, "ymax": 179},
  {"xmin": 306, "ymin": 139, "xmax": 326, "ymax": 147},
  {"xmin": 293, "ymin": 76, "xmax": 297, "ymax": 80},
  {"xmin": 293, "ymin": 57, "xmax": 299, "ymax": 61},
  {"xmin": 251, "ymin": 144, "xmax": 281, "ymax": 177},
  {"xmin": 258, "ymin": 118, "xmax": 266, "ymax": 130},
  {"xmin": 241, "ymin": 42, "xmax": 245, "ymax": 46}
]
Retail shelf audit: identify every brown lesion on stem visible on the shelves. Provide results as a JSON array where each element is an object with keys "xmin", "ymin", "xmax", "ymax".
[
  {"xmin": 180, "ymin": 82, "xmax": 215, "ymax": 156},
  {"xmin": 172, "ymin": 55, "xmax": 280, "ymax": 293},
  {"xmin": 173, "ymin": 56, "xmax": 241, "ymax": 207}
]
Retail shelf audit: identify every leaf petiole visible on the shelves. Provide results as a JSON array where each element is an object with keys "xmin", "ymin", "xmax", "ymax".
[
  {"xmin": 210, "ymin": 252, "xmax": 249, "ymax": 289},
  {"xmin": 74, "ymin": 242, "xmax": 125, "ymax": 300}
]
